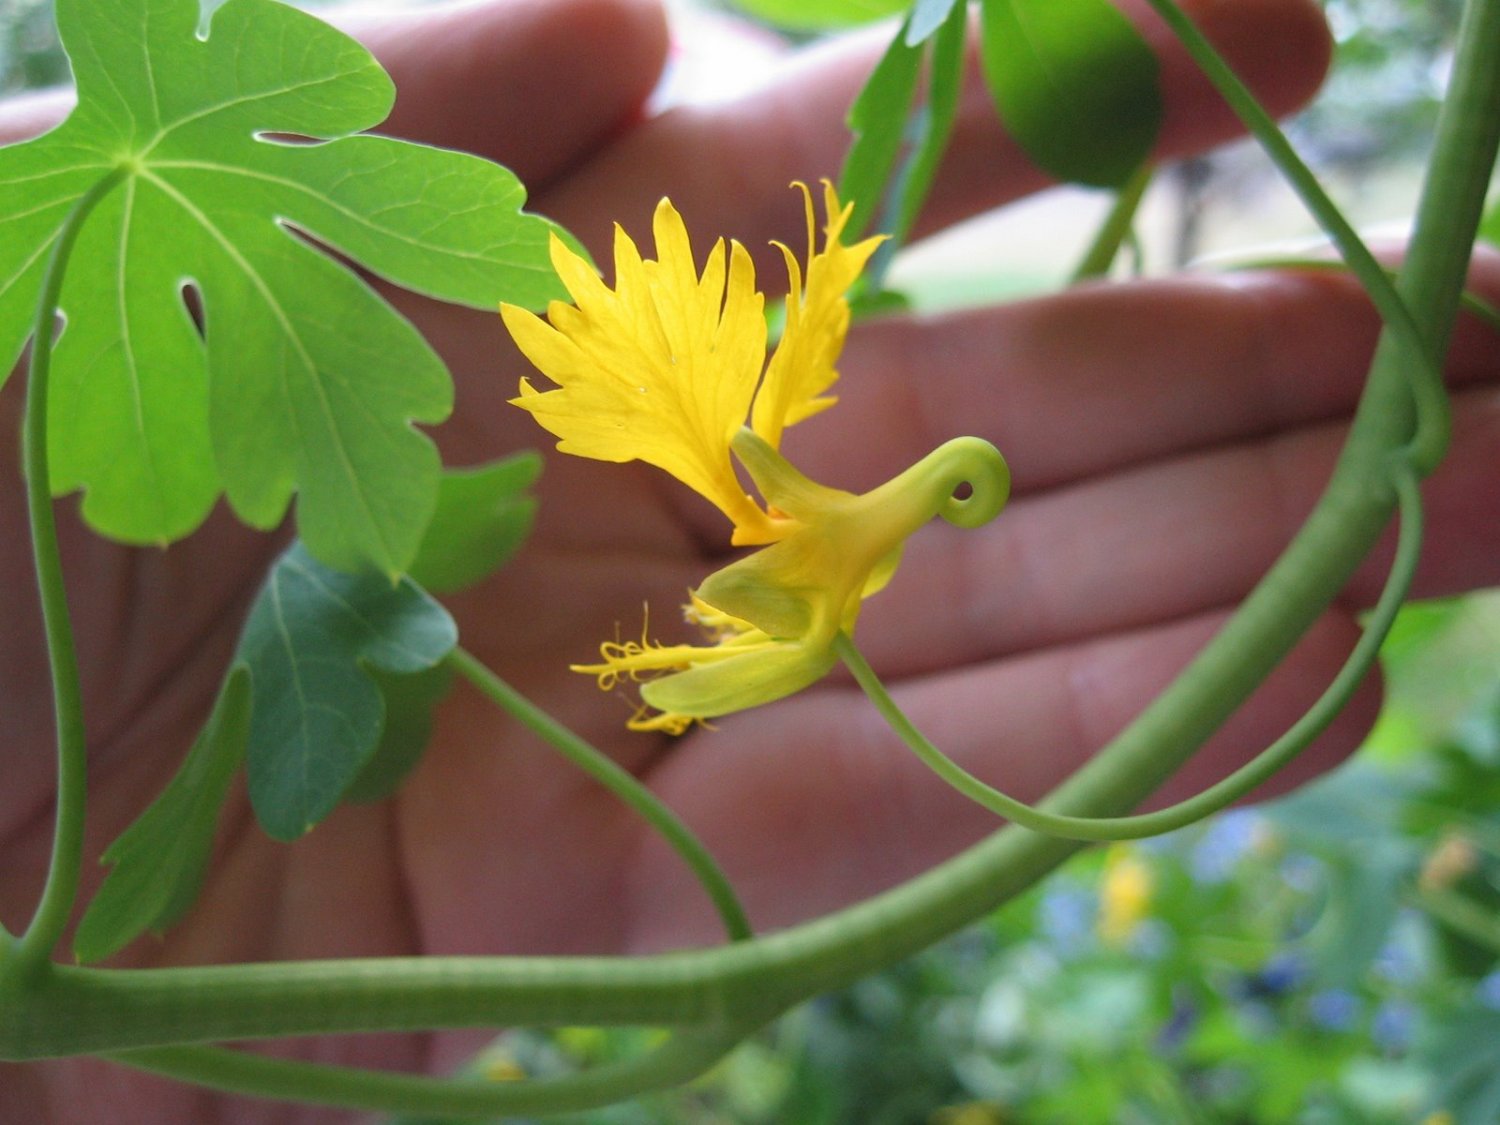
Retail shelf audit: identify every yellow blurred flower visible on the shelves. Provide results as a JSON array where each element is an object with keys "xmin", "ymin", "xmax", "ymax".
[
  {"xmin": 503, "ymin": 183, "xmax": 1009, "ymax": 732},
  {"xmin": 931, "ymin": 1102, "xmax": 1007, "ymax": 1125},
  {"xmin": 1098, "ymin": 845, "xmax": 1153, "ymax": 946},
  {"xmin": 1418, "ymin": 832, "xmax": 1477, "ymax": 893}
]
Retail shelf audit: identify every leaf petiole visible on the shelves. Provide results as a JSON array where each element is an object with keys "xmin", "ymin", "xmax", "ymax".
[
  {"xmin": 10, "ymin": 166, "xmax": 127, "ymax": 976},
  {"xmin": 445, "ymin": 647, "xmax": 753, "ymax": 944}
]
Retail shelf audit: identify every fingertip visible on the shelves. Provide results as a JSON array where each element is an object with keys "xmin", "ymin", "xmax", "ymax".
[
  {"xmin": 1142, "ymin": 0, "xmax": 1334, "ymax": 156},
  {"xmin": 362, "ymin": 0, "xmax": 670, "ymax": 184}
]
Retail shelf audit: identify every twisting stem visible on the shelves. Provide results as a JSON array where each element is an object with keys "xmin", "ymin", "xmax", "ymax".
[
  {"xmin": 10, "ymin": 168, "xmax": 126, "ymax": 975},
  {"xmin": 836, "ymin": 463, "xmax": 1423, "ymax": 841},
  {"xmin": 110, "ymin": 1021, "xmax": 757, "ymax": 1117},
  {"xmin": 445, "ymin": 646, "xmax": 752, "ymax": 943}
]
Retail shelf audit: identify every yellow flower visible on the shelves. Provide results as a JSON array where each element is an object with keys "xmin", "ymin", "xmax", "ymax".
[
  {"xmin": 502, "ymin": 184, "xmax": 1009, "ymax": 732},
  {"xmin": 1098, "ymin": 845, "xmax": 1153, "ymax": 946}
]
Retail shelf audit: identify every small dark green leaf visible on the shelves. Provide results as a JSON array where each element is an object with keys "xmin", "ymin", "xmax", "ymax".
[
  {"xmin": 840, "ymin": 19, "xmax": 924, "ymax": 240},
  {"xmin": 73, "ymin": 669, "xmax": 251, "ymax": 964},
  {"xmin": 728, "ymin": 0, "xmax": 909, "ymax": 31},
  {"xmin": 840, "ymin": 2, "xmax": 967, "ymax": 290},
  {"xmin": 406, "ymin": 453, "xmax": 541, "ymax": 594},
  {"xmin": 978, "ymin": 0, "xmax": 1161, "ymax": 188},
  {"xmin": 890, "ymin": 0, "xmax": 968, "ymax": 243},
  {"xmin": 239, "ymin": 542, "xmax": 457, "ymax": 840},
  {"xmin": 848, "ymin": 286, "xmax": 913, "ymax": 320},
  {"xmin": 342, "ymin": 664, "xmax": 455, "ymax": 804}
]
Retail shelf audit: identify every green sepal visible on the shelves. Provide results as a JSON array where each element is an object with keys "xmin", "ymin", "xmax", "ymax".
[
  {"xmin": 73, "ymin": 668, "xmax": 251, "ymax": 964},
  {"xmin": 642, "ymin": 641, "xmax": 837, "ymax": 721}
]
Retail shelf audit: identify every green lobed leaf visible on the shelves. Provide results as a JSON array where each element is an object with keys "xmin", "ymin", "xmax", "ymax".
[
  {"xmin": 727, "ymin": 0, "xmax": 909, "ymax": 31},
  {"xmin": 73, "ymin": 669, "xmax": 251, "ymax": 964},
  {"xmin": 406, "ymin": 452, "xmax": 542, "ymax": 594},
  {"xmin": 0, "ymin": 0, "xmax": 563, "ymax": 575},
  {"xmin": 1425, "ymin": 1006, "xmax": 1500, "ymax": 1123},
  {"xmin": 978, "ymin": 0, "xmax": 1162, "ymax": 189},
  {"xmin": 238, "ymin": 542, "xmax": 457, "ymax": 840}
]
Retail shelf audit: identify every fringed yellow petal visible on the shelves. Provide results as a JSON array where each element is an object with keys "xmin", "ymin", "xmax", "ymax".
[
  {"xmin": 751, "ymin": 181, "xmax": 885, "ymax": 449},
  {"xmin": 503, "ymin": 216, "xmax": 777, "ymax": 540}
]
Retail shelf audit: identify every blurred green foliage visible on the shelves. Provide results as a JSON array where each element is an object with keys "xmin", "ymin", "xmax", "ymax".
[{"xmin": 0, "ymin": 0, "xmax": 65, "ymax": 91}]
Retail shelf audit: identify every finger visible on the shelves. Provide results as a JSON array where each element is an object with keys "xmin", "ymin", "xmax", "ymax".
[
  {"xmin": 807, "ymin": 248, "xmax": 1500, "ymax": 493},
  {"xmin": 0, "ymin": 0, "xmax": 671, "ymax": 193},
  {"xmin": 626, "ymin": 604, "xmax": 1372, "ymax": 944},
  {"xmin": 852, "ymin": 384, "xmax": 1500, "ymax": 678},
  {"xmin": 540, "ymin": 0, "xmax": 1330, "ymax": 263},
  {"xmin": 360, "ymin": 0, "xmax": 668, "ymax": 188}
]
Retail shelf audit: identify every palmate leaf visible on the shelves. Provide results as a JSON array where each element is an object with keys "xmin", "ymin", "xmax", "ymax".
[{"xmin": 0, "ymin": 0, "xmax": 562, "ymax": 576}]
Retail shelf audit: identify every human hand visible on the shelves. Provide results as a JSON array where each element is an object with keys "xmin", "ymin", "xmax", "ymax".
[{"xmin": 3, "ymin": 0, "xmax": 1497, "ymax": 1119}]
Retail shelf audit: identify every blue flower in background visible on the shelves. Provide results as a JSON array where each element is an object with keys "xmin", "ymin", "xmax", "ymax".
[
  {"xmin": 1371, "ymin": 999, "xmax": 1418, "ymax": 1052},
  {"xmin": 1038, "ymin": 885, "xmax": 1094, "ymax": 957},
  {"xmin": 1190, "ymin": 810, "xmax": 1263, "ymax": 884},
  {"xmin": 1239, "ymin": 951, "xmax": 1308, "ymax": 999},
  {"xmin": 1157, "ymin": 991, "xmax": 1198, "ymax": 1051},
  {"xmin": 1372, "ymin": 910, "xmax": 1429, "ymax": 986},
  {"xmin": 1307, "ymin": 988, "xmax": 1362, "ymax": 1032},
  {"xmin": 1477, "ymin": 969, "xmax": 1500, "ymax": 1011}
]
